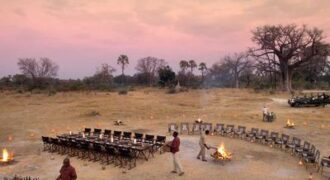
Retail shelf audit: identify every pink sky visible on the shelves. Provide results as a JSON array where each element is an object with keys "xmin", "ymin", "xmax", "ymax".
[{"xmin": 1, "ymin": 0, "xmax": 330, "ymax": 78}]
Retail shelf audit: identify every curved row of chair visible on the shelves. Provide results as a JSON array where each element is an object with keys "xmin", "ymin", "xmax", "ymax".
[{"xmin": 168, "ymin": 122, "xmax": 329, "ymax": 175}]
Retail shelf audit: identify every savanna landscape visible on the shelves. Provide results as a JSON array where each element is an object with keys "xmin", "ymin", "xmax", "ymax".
[
  {"xmin": 1, "ymin": 1, "xmax": 330, "ymax": 180},
  {"xmin": 0, "ymin": 88, "xmax": 329, "ymax": 179}
]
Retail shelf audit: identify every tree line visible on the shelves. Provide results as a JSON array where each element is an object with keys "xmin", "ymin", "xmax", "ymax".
[{"xmin": 1, "ymin": 24, "xmax": 330, "ymax": 93}]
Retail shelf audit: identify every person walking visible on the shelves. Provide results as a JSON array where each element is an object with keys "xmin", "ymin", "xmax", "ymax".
[
  {"xmin": 56, "ymin": 157, "xmax": 77, "ymax": 180},
  {"xmin": 169, "ymin": 131, "xmax": 184, "ymax": 176},
  {"xmin": 197, "ymin": 130, "xmax": 210, "ymax": 161}
]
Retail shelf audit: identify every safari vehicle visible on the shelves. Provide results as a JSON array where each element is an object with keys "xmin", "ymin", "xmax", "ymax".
[{"xmin": 288, "ymin": 91, "xmax": 330, "ymax": 107}]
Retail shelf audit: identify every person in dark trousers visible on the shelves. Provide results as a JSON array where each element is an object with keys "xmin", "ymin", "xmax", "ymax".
[
  {"xmin": 168, "ymin": 131, "xmax": 184, "ymax": 176},
  {"xmin": 57, "ymin": 157, "xmax": 77, "ymax": 180},
  {"xmin": 197, "ymin": 130, "xmax": 210, "ymax": 161}
]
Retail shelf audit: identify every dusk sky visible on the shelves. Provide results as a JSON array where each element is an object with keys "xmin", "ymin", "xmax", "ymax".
[{"xmin": 1, "ymin": 0, "xmax": 330, "ymax": 79}]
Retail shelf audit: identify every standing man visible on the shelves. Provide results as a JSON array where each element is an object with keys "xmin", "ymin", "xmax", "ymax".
[
  {"xmin": 197, "ymin": 130, "xmax": 210, "ymax": 161},
  {"xmin": 262, "ymin": 105, "xmax": 269, "ymax": 122},
  {"xmin": 169, "ymin": 131, "xmax": 184, "ymax": 176},
  {"xmin": 57, "ymin": 157, "xmax": 77, "ymax": 180}
]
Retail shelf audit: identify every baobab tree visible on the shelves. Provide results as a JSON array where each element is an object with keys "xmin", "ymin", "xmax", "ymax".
[
  {"xmin": 117, "ymin": 54, "xmax": 129, "ymax": 76},
  {"xmin": 198, "ymin": 62, "xmax": 207, "ymax": 81},
  {"xmin": 250, "ymin": 24, "xmax": 330, "ymax": 91}
]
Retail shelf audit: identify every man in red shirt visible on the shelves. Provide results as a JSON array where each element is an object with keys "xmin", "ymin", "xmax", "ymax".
[
  {"xmin": 169, "ymin": 131, "xmax": 184, "ymax": 176},
  {"xmin": 56, "ymin": 157, "xmax": 77, "ymax": 180}
]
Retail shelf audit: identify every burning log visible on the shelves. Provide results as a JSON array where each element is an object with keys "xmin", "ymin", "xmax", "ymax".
[
  {"xmin": 285, "ymin": 119, "xmax": 295, "ymax": 129},
  {"xmin": 210, "ymin": 143, "xmax": 232, "ymax": 161},
  {"xmin": 0, "ymin": 148, "xmax": 14, "ymax": 165}
]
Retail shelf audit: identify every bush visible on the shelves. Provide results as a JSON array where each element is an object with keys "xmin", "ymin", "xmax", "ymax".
[
  {"xmin": 128, "ymin": 86, "xmax": 135, "ymax": 91},
  {"xmin": 16, "ymin": 88, "xmax": 24, "ymax": 94},
  {"xmin": 48, "ymin": 88, "xmax": 57, "ymax": 96},
  {"xmin": 31, "ymin": 88, "xmax": 43, "ymax": 94},
  {"xmin": 167, "ymin": 87, "xmax": 176, "ymax": 94},
  {"xmin": 86, "ymin": 110, "xmax": 101, "ymax": 117},
  {"xmin": 118, "ymin": 89, "xmax": 128, "ymax": 95}
]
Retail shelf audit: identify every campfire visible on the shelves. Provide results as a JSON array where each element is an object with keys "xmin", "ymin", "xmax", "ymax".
[
  {"xmin": 211, "ymin": 143, "xmax": 232, "ymax": 161},
  {"xmin": 0, "ymin": 148, "xmax": 14, "ymax": 165},
  {"xmin": 286, "ymin": 119, "xmax": 295, "ymax": 128}
]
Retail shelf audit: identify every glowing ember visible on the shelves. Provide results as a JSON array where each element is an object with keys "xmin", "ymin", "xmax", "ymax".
[
  {"xmin": 211, "ymin": 143, "xmax": 232, "ymax": 160},
  {"xmin": 286, "ymin": 119, "xmax": 295, "ymax": 127}
]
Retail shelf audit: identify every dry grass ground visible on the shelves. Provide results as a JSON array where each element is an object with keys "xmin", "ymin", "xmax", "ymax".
[{"xmin": 0, "ymin": 88, "xmax": 329, "ymax": 179}]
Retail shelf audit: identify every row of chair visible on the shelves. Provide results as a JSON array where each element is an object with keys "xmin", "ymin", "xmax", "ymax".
[
  {"xmin": 83, "ymin": 128, "xmax": 166, "ymax": 144},
  {"xmin": 169, "ymin": 122, "xmax": 328, "ymax": 175},
  {"xmin": 42, "ymin": 136, "xmax": 140, "ymax": 169},
  {"xmin": 42, "ymin": 129, "xmax": 167, "ymax": 170}
]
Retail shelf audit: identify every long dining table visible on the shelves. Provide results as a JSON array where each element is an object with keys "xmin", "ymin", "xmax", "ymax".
[{"xmin": 57, "ymin": 133, "xmax": 154, "ymax": 161}]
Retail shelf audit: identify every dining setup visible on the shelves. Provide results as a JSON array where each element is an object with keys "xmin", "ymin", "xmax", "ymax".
[{"xmin": 41, "ymin": 128, "xmax": 167, "ymax": 170}]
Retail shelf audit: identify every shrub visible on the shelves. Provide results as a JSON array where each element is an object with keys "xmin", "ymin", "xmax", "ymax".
[
  {"xmin": 118, "ymin": 89, "xmax": 128, "ymax": 95},
  {"xmin": 48, "ymin": 88, "xmax": 57, "ymax": 96},
  {"xmin": 86, "ymin": 110, "xmax": 101, "ymax": 117},
  {"xmin": 31, "ymin": 88, "xmax": 43, "ymax": 94},
  {"xmin": 16, "ymin": 88, "xmax": 24, "ymax": 94},
  {"xmin": 167, "ymin": 87, "xmax": 176, "ymax": 94}
]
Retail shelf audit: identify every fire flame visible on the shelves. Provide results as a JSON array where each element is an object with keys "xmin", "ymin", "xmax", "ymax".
[
  {"xmin": 2, "ymin": 149, "xmax": 9, "ymax": 162},
  {"xmin": 212, "ymin": 143, "xmax": 232, "ymax": 160},
  {"xmin": 287, "ymin": 119, "xmax": 295, "ymax": 127}
]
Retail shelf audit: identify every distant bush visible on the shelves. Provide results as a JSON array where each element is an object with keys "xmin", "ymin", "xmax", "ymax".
[
  {"xmin": 31, "ymin": 88, "xmax": 43, "ymax": 94},
  {"xmin": 86, "ymin": 110, "xmax": 101, "ymax": 117},
  {"xmin": 167, "ymin": 87, "xmax": 176, "ymax": 94},
  {"xmin": 48, "ymin": 88, "xmax": 57, "ymax": 96},
  {"xmin": 128, "ymin": 86, "xmax": 135, "ymax": 91},
  {"xmin": 118, "ymin": 89, "xmax": 128, "ymax": 95},
  {"xmin": 16, "ymin": 88, "xmax": 24, "ymax": 94}
]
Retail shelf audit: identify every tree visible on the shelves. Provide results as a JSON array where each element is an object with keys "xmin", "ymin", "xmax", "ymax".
[
  {"xmin": 84, "ymin": 63, "xmax": 116, "ymax": 90},
  {"xmin": 198, "ymin": 62, "xmax": 207, "ymax": 81},
  {"xmin": 223, "ymin": 53, "xmax": 252, "ymax": 88},
  {"xmin": 17, "ymin": 57, "xmax": 59, "ymax": 89},
  {"xmin": 135, "ymin": 57, "xmax": 166, "ymax": 86},
  {"xmin": 158, "ymin": 65, "xmax": 176, "ymax": 87},
  {"xmin": 179, "ymin": 60, "xmax": 189, "ymax": 73},
  {"xmin": 117, "ymin": 54, "xmax": 129, "ymax": 76},
  {"xmin": 96, "ymin": 63, "xmax": 116, "ymax": 86},
  {"xmin": 188, "ymin": 60, "xmax": 197, "ymax": 74},
  {"xmin": 250, "ymin": 24, "xmax": 330, "ymax": 91},
  {"xmin": 17, "ymin": 57, "xmax": 59, "ymax": 80}
]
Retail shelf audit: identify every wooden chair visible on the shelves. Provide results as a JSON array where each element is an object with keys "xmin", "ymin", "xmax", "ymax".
[
  {"xmin": 234, "ymin": 126, "xmax": 246, "ymax": 139},
  {"xmin": 180, "ymin": 122, "xmax": 190, "ymax": 134},
  {"xmin": 214, "ymin": 123, "xmax": 225, "ymax": 135},
  {"xmin": 168, "ymin": 123, "xmax": 178, "ymax": 134},
  {"xmin": 192, "ymin": 123, "xmax": 201, "ymax": 134},
  {"xmin": 320, "ymin": 157, "xmax": 330, "ymax": 175}
]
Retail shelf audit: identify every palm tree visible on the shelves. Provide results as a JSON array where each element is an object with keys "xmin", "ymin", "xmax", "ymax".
[
  {"xmin": 188, "ymin": 60, "xmax": 197, "ymax": 74},
  {"xmin": 179, "ymin": 60, "xmax": 189, "ymax": 73},
  {"xmin": 117, "ymin": 54, "xmax": 129, "ymax": 76},
  {"xmin": 198, "ymin": 62, "xmax": 207, "ymax": 80}
]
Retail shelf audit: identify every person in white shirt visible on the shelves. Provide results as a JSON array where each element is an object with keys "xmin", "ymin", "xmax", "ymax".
[
  {"xmin": 197, "ymin": 130, "xmax": 210, "ymax": 161},
  {"xmin": 262, "ymin": 106, "xmax": 269, "ymax": 121}
]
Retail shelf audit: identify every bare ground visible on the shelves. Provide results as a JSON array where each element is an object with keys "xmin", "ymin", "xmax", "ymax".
[{"xmin": 0, "ymin": 88, "xmax": 329, "ymax": 180}]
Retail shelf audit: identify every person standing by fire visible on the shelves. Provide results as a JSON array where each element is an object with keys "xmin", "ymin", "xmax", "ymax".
[
  {"xmin": 197, "ymin": 130, "xmax": 210, "ymax": 161},
  {"xmin": 56, "ymin": 157, "xmax": 77, "ymax": 180},
  {"xmin": 168, "ymin": 131, "xmax": 184, "ymax": 176},
  {"xmin": 262, "ymin": 105, "xmax": 269, "ymax": 122}
]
